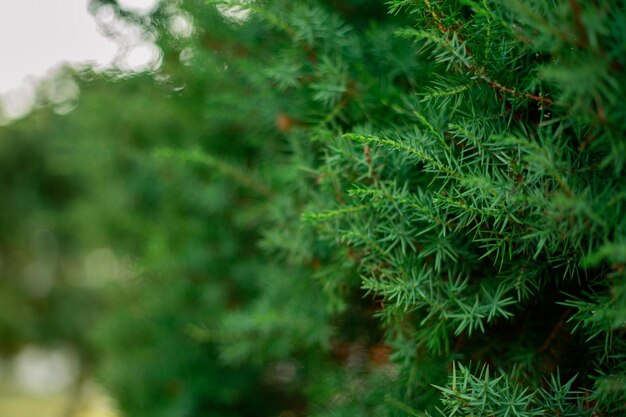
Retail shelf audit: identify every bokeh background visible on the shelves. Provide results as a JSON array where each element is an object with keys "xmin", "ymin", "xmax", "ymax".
[
  {"xmin": 1, "ymin": 1, "xmax": 164, "ymax": 415},
  {"xmin": 1, "ymin": 1, "xmax": 235, "ymax": 415}
]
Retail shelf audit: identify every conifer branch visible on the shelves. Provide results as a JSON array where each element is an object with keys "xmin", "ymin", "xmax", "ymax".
[
  {"xmin": 344, "ymin": 133, "xmax": 461, "ymax": 179},
  {"xmin": 405, "ymin": 2, "xmax": 555, "ymax": 106},
  {"xmin": 155, "ymin": 147, "xmax": 273, "ymax": 197}
]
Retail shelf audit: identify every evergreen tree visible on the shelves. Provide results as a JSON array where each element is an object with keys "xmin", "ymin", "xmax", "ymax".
[
  {"xmin": 190, "ymin": 0, "xmax": 626, "ymax": 414},
  {"xmin": 1, "ymin": 0, "xmax": 625, "ymax": 416}
]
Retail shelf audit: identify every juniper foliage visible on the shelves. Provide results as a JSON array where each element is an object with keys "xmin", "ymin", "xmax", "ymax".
[
  {"xmin": 84, "ymin": 0, "xmax": 626, "ymax": 414},
  {"xmin": 197, "ymin": 0, "xmax": 626, "ymax": 414},
  {"xmin": 1, "ymin": 0, "xmax": 625, "ymax": 416}
]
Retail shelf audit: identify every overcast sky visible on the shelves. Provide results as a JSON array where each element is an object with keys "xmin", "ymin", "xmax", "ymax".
[{"xmin": 0, "ymin": 0, "xmax": 159, "ymax": 120}]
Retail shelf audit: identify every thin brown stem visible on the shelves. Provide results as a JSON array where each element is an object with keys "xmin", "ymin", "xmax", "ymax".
[
  {"xmin": 538, "ymin": 308, "xmax": 573, "ymax": 353},
  {"xmin": 420, "ymin": 0, "xmax": 554, "ymax": 106}
]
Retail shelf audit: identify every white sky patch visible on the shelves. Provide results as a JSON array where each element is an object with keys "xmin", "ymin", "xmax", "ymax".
[
  {"xmin": 0, "ymin": 0, "xmax": 118, "ymax": 94},
  {"xmin": 169, "ymin": 12, "xmax": 194, "ymax": 38},
  {"xmin": 216, "ymin": 1, "xmax": 253, "ymax": 23},
  {"xmin": 118, "ymin": 0, "xmax": 159, "ymax": 15},
  {"xmin": 0, "ymin": 0, "xmax": 161, "ymax": 122}
]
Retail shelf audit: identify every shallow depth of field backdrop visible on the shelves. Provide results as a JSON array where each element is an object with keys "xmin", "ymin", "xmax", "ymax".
[{"xmin": 1, "ymin": 1, "xmax": 625, "ymax": 416}]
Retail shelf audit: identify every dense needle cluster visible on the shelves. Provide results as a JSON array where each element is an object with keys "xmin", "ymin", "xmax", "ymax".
[{"xmin": 200, "ymin": 0, "xmax": 626, "ymax": 415}]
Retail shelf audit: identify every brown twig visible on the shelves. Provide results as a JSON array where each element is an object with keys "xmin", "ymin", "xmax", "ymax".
[
  {"xmin": 538, "ymin": 308, "xmax": 573, "ymax": 353},
  {"xmin": 568, "ymin": 0, "xmax": 589, "ymax": 49},
  {"xmin": 420, "ymin": 0, "xmax": 554, "ymax": 106}
]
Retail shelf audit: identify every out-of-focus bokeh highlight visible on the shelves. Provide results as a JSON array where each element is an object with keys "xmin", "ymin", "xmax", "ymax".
[{"xmin": 0, "ymin": 347, "xmax": 116, "ymax": 417}]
